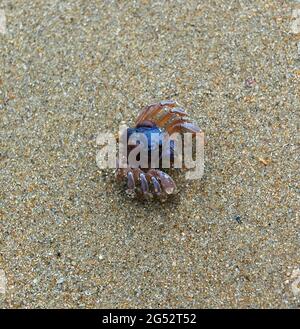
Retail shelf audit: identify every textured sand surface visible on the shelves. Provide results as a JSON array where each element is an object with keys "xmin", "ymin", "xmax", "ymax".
[{"xmin": 0, "ymin": 0, "xmax": 299, "ymax": 308}]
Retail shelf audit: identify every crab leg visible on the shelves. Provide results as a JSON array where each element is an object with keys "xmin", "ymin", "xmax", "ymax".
[
  {"xmin": 150, "ymin": 176, "xmax": 162, "ymax": 195},
  {"xmin": 147, "ymin": 169, "xmax": 176, "ymax": 195},
  {"xmin": 165, "ymin": 117, "xmax": 191, "ymax": 131},
  {"xmin": 155, "ymin": 110, "xmax": 185, "ymax": 125},
  {"xmin": 167, "ymin": 122, "xmax": 201, "ymax": 135},
  {"xmin": 127, "ymin": 171, "xmax": 135, "ymax": 191},
  {"xmin": 135, "ymin": 100, "xmax": 177, "ymax": 125},
  {"xmin": 139, "ymin": 172, "xmax": 150, "ymax": 196}
]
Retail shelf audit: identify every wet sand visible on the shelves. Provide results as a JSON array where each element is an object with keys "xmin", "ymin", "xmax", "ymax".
[{"xmin": 0, "ymin": 0, "xmax": 299, "ymax": 308}]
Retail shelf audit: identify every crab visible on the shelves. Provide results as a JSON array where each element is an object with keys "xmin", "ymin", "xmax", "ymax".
[{"xmin": 116, "ymin": 100, "xmax": 201, "ymax": 200}]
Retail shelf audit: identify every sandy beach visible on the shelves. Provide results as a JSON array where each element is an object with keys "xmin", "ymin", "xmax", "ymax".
[{"xmin": 0, "ymin": 0, "xmax": 299, "ymax": 308}]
